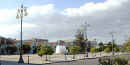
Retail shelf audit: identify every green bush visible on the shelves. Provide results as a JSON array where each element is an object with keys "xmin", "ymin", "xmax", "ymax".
[
  {"xmin": 120, "ymin": 48, "xmax": 127, "ymax": 52},
  {"xmin": 90, "ymin": 47, "xmax": 96, "ymax": 53},
  {"xmin": 69, "ymin": 46, "xmax": 80, "ymax": 55},
  {"xmin": 104, "ymin": 47, "xmax": 111, "ymax": 53},
  {"xmin": 38, "ymin": 45, "xmax": 54, "ymax": 56},
  {"xmin": 99, "ymin": 57, "xmax": 129, "ymax": 65},
  {"xmin": 69, "ymin": 46, "xmax": 80, "ymax": 59},
  {"xmin": 114, "ymin": 47, "xmax": 119, "ymax": 52},
  {"xmin": 113, "ymin": 57, "xmax": 128, "ymax": 65},
  {"xmin": 38, "ymin": 45, "xmax": 54, "ymax": 61}
]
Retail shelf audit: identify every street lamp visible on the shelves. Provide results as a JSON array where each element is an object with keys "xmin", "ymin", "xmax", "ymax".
[
  {"xmin": 109, "ymin": 32, "xmax": 115, "ymax": 56},
  {"xmin": 16, "ymin": 4, "xmax": 27, "ymax": 63},
  {"xmin": 0, "ymin": 39, "xmax": 1, "ymax": 65}
]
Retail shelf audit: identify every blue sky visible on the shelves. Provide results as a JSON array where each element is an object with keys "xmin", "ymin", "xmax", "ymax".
[{"xmin": 0, "ymin": 0, "xmax": 105, "ymax": 10}]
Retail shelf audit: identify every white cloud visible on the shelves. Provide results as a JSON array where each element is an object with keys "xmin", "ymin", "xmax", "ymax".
[
  {"xmin": 27, "ymin": 4, "xmax": 56, "ymax": 17},
  {"xmin": 0, "ymin": 4, "xmax": 56, "ymax": 39},
  {"xmin": 0, "ymin": 9, "xmax": 16, "ymax": 22},
  {"xmin": 62, "ymin": 0, "xmax": 128, "ymax": 16}
]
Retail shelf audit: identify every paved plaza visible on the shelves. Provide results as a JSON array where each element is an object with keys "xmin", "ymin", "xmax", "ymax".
[
  {"xmin": 0, "ymin": 53, "xmax": 129, "ymax": 65},
  {"xmin": 46, "ymin": 59, "xmax": 99, "ymax": 65},
  {"xmin": 0, "ymin": 58, "xmax": 99, "ymax": 65}
]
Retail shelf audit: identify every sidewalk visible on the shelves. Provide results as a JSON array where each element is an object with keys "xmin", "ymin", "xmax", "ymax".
[
  {"xmin": 0, "ymin": 60, "xmax": 39, "ymax": 65},
  {"xmin": 0, "ymin": 52, "xmax": 126, "ymax": 65}
]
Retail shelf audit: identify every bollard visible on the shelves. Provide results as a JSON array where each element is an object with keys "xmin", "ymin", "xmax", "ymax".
[
  {"xmin": 0, "ymin": 60, "xmax": 1, "ymax": 65},
  {"xmin": 28, "ymin": 56, "xmax": 29, "ymax": 64},
  {"xmin": 0, "ymin": 54, "xmax": 1, "ymax": 65},
  {"xmin": 65, "ymin": 54, "xmax": 67, "ymax": 61}
]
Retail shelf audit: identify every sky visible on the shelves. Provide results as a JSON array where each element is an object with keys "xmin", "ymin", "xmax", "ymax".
[
  {"xmin": 0, "ymin": 0, "xmax": 105, "ymax": 9},
  {"xmin": 0, "ymin": 0, "xmax": 130, "ymax": 44}
]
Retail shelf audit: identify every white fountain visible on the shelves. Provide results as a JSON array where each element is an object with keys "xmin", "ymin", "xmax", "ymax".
[{"xmin": 55, "ymin": 45, "xmax": 66, "ymax": 54}]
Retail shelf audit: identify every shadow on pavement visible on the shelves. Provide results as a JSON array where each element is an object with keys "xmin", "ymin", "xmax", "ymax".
[{"xmin": 0, "ymin": 60, "xmax": 43, "ymax": 65}]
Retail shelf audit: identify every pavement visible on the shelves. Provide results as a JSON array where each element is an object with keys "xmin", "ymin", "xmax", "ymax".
[
  {"xmin": 0, "ymin": 58, "xmax": 100, "ymax": 65},
  {"xmin": 46, "ymin": 58, "xmax": 99, "ymax": 65},
  {"xmin": 0, "ymin": 60, "xmax": 40, "ymax": 65},
  {"xmin": 0, "ymin": 52, "xmax": 129, "ymax": 65}
]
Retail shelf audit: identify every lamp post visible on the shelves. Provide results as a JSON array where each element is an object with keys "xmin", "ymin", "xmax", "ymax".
[
  {"xmin": 16, "ymin": 4, "xmax": 27, "ymax": 63},
  {"xmin": 109, "ymin": 32, "xmax": 115, "ymax": 56},
  {"xmin": 109, "ymin": 32, "xmax": 116, "ymax": 65},
  {"xmin": 0, "ymin": 39, "xmax": 1, "ymax": 65}
]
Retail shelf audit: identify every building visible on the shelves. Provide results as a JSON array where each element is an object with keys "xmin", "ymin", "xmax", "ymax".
[
  {"xmin": 28, "ymin": 38, "xmax": 48, "ymax": 53},
  {"xmin": 15, "ymin": 38, "xmax": 49, "ymax": 53},
  {"xmin": 49, "ymin": 42, "xmax": 57, "ymax": 48},
  {"xmin": 31, "ymin": 38, "xmax": 48, "ymax": 46},
  {"xmin": 0, "ymin": 37, "xmax": 17, "ymax": 54},
  {"xmin": 63, "ymin": 39, "xmax": 75, "ymax": 47},
  {"xmin": 16, "ymin": 38, "xmax": 48, "ymax": 46},
  {"xmin": 86, "ymin": 40, "xmax": 98, "ymax": 52}
]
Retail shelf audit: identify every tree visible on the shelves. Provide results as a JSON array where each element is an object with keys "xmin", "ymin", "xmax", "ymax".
[
  {"xmin": 114, "ymin": 47, "xmax": 119, "ymax": 52},
  {"xmin": 19, "ymin": 44, "xmax": 31, "ymax": 54},
  {"xmin": 124, "ymin": 41, "xmax": 130, "ymax": 52},
  {"xmin": 69, "ymin": 46, "xmax": 80, "ymax": 59},
  {"xmin": 104, "ymin": 42, "xmax": 119, "ymax": 53},
  {"xmin": 6, "ymin": 46, "xmax": 17, "ymax": 54},
  {"xmin": 98, "ymin": 42, "xmax": 104, "ymax": 52},
  {"xmin": 107, "ymin": 42, "xmax": 117, "ymax": 51},
  {"xmin": 104, "ymin": 47, "xmax": 111, "ymax": 53},
  {"xmin": 32, "ymin": 46, "xmax": 41, "ymax": 54},
  {"xmin": 90, "ymin": 47, "xmax": 96, "ymax": 56},
  {"xmin": 75, "ymin": 31, "xmax": 87, "ymax": 53},
  {"xmin": 99, "ymin": 42, "xmax": 104, "ymax": 46},
  {"xmin": 38, "ymin": 45, "xmax": 54, "ymax": 61}
]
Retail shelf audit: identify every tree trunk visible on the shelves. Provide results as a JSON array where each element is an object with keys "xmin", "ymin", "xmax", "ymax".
[
  {"xmin": 73, "ymin": 55, "xmax": 75, "ymax": 59},
  {"xmin": 45, "ymin": 54, "xmax": 48, "ymax": 61}
]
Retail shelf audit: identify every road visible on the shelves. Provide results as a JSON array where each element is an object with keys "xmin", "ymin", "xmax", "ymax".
[{"xmin": 46, "ymin": 58, "xmax": 99, "ymax": 65}]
